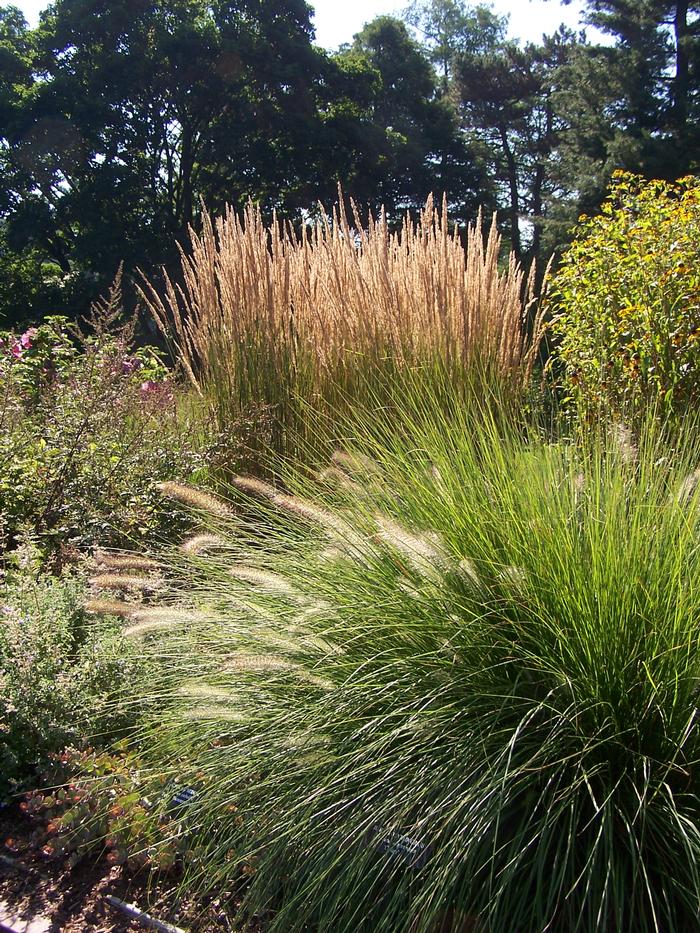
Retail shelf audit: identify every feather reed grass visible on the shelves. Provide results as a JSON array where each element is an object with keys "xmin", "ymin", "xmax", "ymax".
[{"xmin": 140, "ymin": 194, "xmax": 545, "ymax": 458}]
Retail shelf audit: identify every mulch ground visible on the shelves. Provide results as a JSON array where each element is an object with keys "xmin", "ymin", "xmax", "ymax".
[{"xmin": 0, "ymin": 803, "xmax": 258, "ymax": 932}]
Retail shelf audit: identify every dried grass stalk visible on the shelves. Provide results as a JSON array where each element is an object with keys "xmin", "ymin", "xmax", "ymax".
[{"xmin": 140, "ymin": 193, "xmax": 545, "ymax": 399}]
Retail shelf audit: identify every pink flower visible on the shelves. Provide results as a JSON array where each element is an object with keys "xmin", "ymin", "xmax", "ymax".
[
  {"xmin": 122, "ymin": 357, "xmax": 140, "ymax": 374},
  {"xmin": 20, "ymin": 328, "xmax": 38, "ymax": 349},
  {"xmin": 11, "ymin": 342, "xmax": 23, "ymax": 359},
  {"xmin": 140, "ymin": 380, "xmax": 158, "ymax": 393}
]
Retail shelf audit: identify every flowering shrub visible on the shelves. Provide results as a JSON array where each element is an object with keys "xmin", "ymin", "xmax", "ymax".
[
  {"xmin": 0, "ymin": 572, "xmax": 147, "ymax": 797},
  {"xmin": 548, "ymin": 172, "xmax": 700, "ymax": 418},
  {"xmin": 0, "ymin": 312, "xmax": 214, "ymax": 566}
]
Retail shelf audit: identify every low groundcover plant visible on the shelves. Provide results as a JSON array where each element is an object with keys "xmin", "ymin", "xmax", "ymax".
[{"xmin": 93, "ymin": 381, "xmax": 700, "ymax": 932}]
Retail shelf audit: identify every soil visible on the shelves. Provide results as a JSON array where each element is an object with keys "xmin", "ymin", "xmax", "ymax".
[{"xmin": 0, "ymin": 804, "xmax": 255, "ymax": 932}]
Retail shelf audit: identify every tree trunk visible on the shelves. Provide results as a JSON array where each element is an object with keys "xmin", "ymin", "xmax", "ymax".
[
  {"xmin": 671, "ymin": 0, "xmax": 690, "ymax": 148},
  {"xmin": 499, "ymin": 125, "xmax": 521, "ymax": 259}
]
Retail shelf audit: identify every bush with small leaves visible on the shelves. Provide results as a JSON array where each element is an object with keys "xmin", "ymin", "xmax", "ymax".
[
  {"xmin": 0, "ymin": 310, "xmax": 216, "ymax": 567},
  {"xmin": 548, "ymin": 172, "xmax": 700, "ymax": 419},
  {"xmin": 0, "ymin": 570, "xmax": 148, "ymax": 797}
]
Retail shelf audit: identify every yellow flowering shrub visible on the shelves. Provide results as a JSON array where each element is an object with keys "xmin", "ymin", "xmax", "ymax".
[{"xmin": 549, "ymin": 172, "xmax": 700, "ymax": 418}]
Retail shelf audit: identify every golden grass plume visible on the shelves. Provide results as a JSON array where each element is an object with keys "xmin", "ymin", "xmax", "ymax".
[
  {"xmin": 140, "ymin": 192, "xmax": 545, "ymax": 409},
  {"xmin": 157, "ymin": 482, "xmax": 235, "ymax": 520}
]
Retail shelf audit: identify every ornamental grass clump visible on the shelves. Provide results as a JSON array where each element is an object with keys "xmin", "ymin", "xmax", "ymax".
[
  {"xmin": 100, "ymin": 382, "xmax": 700, "ymax": 932},
  {"xmin": 140, "ymin": 193, "xmax": 544, "ymax": 457}
]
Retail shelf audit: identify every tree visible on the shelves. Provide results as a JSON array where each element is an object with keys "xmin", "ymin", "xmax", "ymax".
[
  {"xmin": 0, "ymin": 6, "xmax": 65, "ymax": 322},
  {"xmin": 338, "ymin": 15, "xmax": 489, "ymax": 220},
  {"xmin": 0, "ymin": 0, "xmax": 347, "ymax": 320},
  {"xmin": 455, "ymin": 31, "xmax": 578, "ymax": 262},
  {"xmin": 200, "ymin": 0, "xmax": 332, "ymax": 214},
  {"xmin": 403, "ymin": 0, "xmax": 506, "ymax": 88},
  {"xmin": 555, "ymin": 0, "xmax": 700, "ymax": 177}
]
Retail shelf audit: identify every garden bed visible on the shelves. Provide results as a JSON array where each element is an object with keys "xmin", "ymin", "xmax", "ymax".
[{"xmin": 0, "ymin": 804, "xmax": 250, "ymax": 932}]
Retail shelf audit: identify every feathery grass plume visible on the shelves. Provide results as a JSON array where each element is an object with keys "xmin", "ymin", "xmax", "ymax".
[
  {"xmin": 375, "ymin": 515, "xmax": 452, "ymax": 579},
  {"xmin": 178, "ymin": 684, "xmax": 236, "ymax": 702},
  {"xmin": 396, "ymin": 578, "xmax": 423, "ymax": 601},
  {"xmin": 317, "ymin": 537, "xmax": 385, "ymax": 574},
  {"xmin": 250, "ymin": 632, "xmax": 305, "ymax": 655},
  {"xmin": 676, "ymin": 467, "xmax": 700, "ymax": 506},
  {"xmin": 182, "ymin": 706, "xmax": 248, "ymax": 723},
  {"xmin": 123, "ymin": 607, "xmax": 208, "ymax": 638},
  {"xmin": 181, "ymin": 534, "xmax": 228, "ymax": 555},
  {"xmin": 331, "ymin": 450, "xmax": 382, "ymax": 478},
  {"xmin": 457, "ymin": 558, "xmax": 481, "ymax": 588},
  {"xmin": 229, "ymin": 566, "xmax": 299, "ymax": 598},
  {"xmin": 295, "ymin": 601, "xmax": 332, "ymax": 622},
  {"xmin": 140, "ymin": 192, "xmax": 545, "ymax": 462},
  {"xmin": 297, "ymin": 637, "xmax": 343, "ymax": 660},
  {"xmin": 89, "ymin": 573, "xmax": 164, "ymax": 593},
  {"xmin": 270, "ymin": 492, "xmax": 355, "ymax": 538},
  {"xmin": 497, "ymin": 565, "xmax": 527, "ymax": 588},
  {"xmin": 225, "ymin": 655, "xmax": 334, "ymax": 690},
  {"xmin": 84, "ymin": 598, "xmax": 135, "ymax": 616},
  {"xmin": 232, "ymin": 473, "xmax": 367, "ymax": 554},
  {"xmin": 156, "ymin": 481, "xmax": 235, "ymax": 520},
  {"xmin": 315, "ymin": 466, "xmax": 364, "ymax": 496},
  {"xmin": 230, "ymin": 474, "xmax": 278, "ymax": 501},
  {"xmin": 94, "ymin": 551, "xmax": 161, "ymax": 571},
  {"xmin": 428, "ymin": 463, "xmax": 444, "ymax": 485},
  {"xmin": 317, "ymin": 546, "xmax": 346, "ymax": 563},
  {"xmin": 611, "ymin": 421, "xmax": 639, "ymax": 466},
  {"xmin": 123, "ymin": 619, "xmax": 184, "ymax": 638},
  {"xmin": 225, "ymin": 655, "xmax": 300, "ymax": 674},
  {"xmin": 128, "ymin": 607, "xmax": 209, "ymax": 624},
  {"xmin": 232, "ymin": 474, "xmax": 331, "ymax": 526}
]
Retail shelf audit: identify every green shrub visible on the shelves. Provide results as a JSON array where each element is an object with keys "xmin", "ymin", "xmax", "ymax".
[
  {"xmin": 101, "ymin": 379, "xmax": 700, "ymax": 932},
  {"xmin": 548, "ymin": 171, "xmax": 700, "ymax": 419},
  {"xmin": 0, "ymin": 311, "xmax": 215, "ymax": 567},
  {"xmin": 0, "ymin": 569, "xmax": 146, "ymax": 797}
]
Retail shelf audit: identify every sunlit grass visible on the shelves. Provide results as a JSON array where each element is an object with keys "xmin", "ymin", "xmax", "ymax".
[
  {"xmin": 102, "ymin": 374, "xmax": 700, "ymax": 931},
  {"xmin": 141, "ymin": 195, "xmax": 544, "ymax": 461}
]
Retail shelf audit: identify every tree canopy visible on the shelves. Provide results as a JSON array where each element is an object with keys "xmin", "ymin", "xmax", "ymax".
[{"xmin": 0, "ymin": 0, "xmax": 698, "ymax": 323}]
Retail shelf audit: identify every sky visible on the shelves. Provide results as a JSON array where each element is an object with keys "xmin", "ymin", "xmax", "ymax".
[
  {"xmin": 311, "ymin": 0, "xmax": 587, "ymax": 48},
  {"xmin": 15, "ymin": 0, "xmax": 590, "ymax": 47}
]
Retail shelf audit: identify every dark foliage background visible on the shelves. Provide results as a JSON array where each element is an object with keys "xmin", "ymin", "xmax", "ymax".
[{"xmin": 0, "ymin": 0, "xmax": 698, "ymax": 324}]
